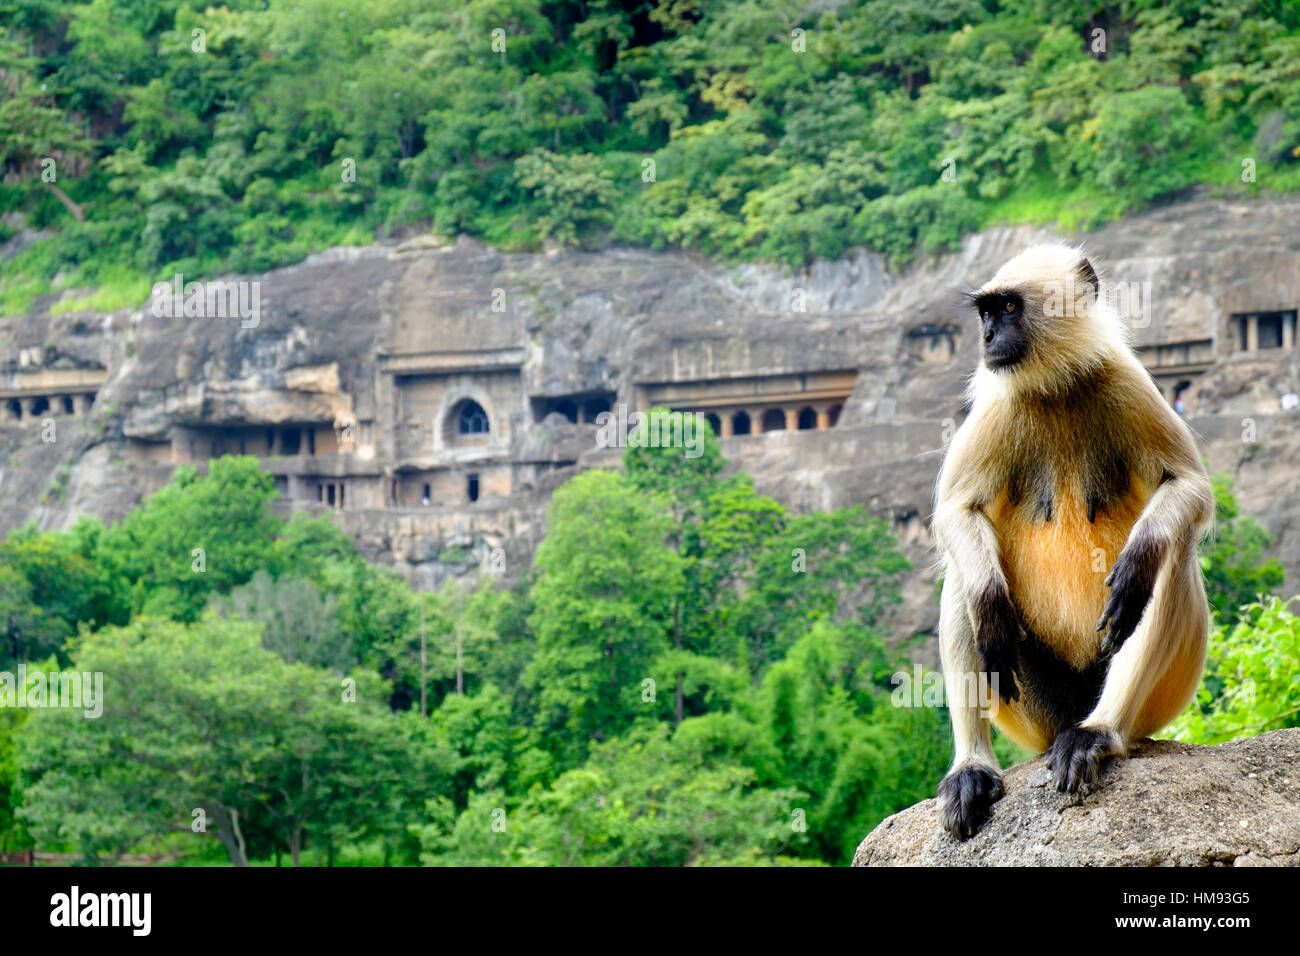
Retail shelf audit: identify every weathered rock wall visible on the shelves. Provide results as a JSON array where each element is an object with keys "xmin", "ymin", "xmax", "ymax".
[{"xmin": 2, "ymin": 196, "xmax": 1300, "ymax": 637}]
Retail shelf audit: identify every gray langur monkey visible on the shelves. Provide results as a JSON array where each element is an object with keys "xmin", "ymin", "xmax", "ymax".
[{"xmin": 931, "ymin": 243, "xmax": 1213, "ymax": 839}]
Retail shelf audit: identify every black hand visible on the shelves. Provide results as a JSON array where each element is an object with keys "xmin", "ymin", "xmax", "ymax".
[
  {"xmin": 1097, "ymin": 535, "xmax": 1162, "ymax": 655},
  {"xmin": 974, "ymin": 585, "xmax": 1024, "ymax": 703}
]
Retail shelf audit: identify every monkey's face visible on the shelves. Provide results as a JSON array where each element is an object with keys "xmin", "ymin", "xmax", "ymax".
[{"xmin": 974, "ymin": 291, "xmax": 1029, "ymax": 370}]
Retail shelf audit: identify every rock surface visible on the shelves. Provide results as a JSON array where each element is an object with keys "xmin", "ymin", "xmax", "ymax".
[{"xmin": 853, "ymin": 728, "xmax": 1300, "ymax": 867}]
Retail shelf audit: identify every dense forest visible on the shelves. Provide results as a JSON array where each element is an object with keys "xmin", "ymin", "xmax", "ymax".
[
  {"xmin": 3, "ymin": 0, "xmax": 1300, "ymax": 316},
  {"xmin": 0, "ymin": 415, "xmax": 1293, "ymax": 865}
]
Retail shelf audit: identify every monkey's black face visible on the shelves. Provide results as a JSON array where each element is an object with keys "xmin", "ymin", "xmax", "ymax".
[{"xmin": 974, "ymin": 291, "xmax": 1028, "ymax": 370}]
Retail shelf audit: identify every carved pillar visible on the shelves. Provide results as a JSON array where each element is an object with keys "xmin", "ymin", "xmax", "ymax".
[
  {"xmin": 719, "ymin": 412, "xmax": 732, "ymax": 438},
  {"xmin": 20, "ymin": 397, "xmax": 38, "ymax": 419},
  {"xmin": 816, "ymin": 406, "xmax": 831, "ymax": 430},
  {"xmin": 750, "ymin": 408, "xmax": 765, "ymax": 433},
  {"xmin": 1284, "ymin": 313, "xmax": 1296, "ymax": 350},
  {"xmin": 1247, "ymin": 314, "xmax": 1259, "ymax": 351},
  {"xmin": 784, "ymin": 407, "xmax": 798, "ymax": 430}
]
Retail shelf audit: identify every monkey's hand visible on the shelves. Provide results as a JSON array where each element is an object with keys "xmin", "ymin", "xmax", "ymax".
[
  {"xmin": 973, "ymin": 586, "xmax": 1024, "ymax": 704},
  {"xmin": 1097, "ymin": 536, "xmax": 1162, "ymax": 656}
]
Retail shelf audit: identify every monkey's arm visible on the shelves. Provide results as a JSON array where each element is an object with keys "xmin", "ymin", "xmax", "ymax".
[
  {"xmin": 1096, "ymin": 396, "xmax": 1214, "ymax": 654},
  {"xmin": 933, "ymin": 428, "xmax": 1023, "ymax": 703}
]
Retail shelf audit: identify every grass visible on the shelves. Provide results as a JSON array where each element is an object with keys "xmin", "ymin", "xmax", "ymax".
[{"xmin": 49, "ymin": 273, "xmax": 152, "ymax": 316}]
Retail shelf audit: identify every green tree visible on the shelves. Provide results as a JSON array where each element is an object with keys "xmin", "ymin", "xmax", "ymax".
[
  {"xmin": 210, "ymin": 570, "xmax": 354, "ymax": 672},
  {"xmin": 1200, "ymin": 474, "xmax": 1285, "ymax": 625},
  {"xmin": 0, "ymin": 710, "xmax": 30, "ymax": 854},
  {"xmin": 420, "ymin": 723, "xmax": 810, "ymax": 867},
  {"xmin": 18, "ymin": 615, "xmax": 441, "ymax": 865},
  {"xmin": 522, "ymin": 470, "xmax": 683, "ymax": 762},
  {"xmin": 106, "ymin": 455, "xmax": 283, "ymax": 622}
]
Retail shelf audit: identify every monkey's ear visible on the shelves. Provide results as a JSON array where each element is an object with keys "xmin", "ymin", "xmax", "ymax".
[{"xmin": 1077, "ymin": 258, "xmax": 1099, "ymax": 300}]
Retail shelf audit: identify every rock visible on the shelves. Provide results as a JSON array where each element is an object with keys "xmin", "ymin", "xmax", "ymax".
[
  {"xmin": 853, "ymin": 728, "xmax": 1300, "ymax": 867},
  {"xmin": 3, "ymin": 195, "xmax": 1300, "ymax": 625}
]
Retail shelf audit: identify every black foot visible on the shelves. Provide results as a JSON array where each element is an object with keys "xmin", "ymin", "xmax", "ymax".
[
  {"xmin": 1046, "ymin": 726, "xmax": 1119, "ymax": 794},
  {"xmin": 938, "ymin": 764, "xmax": 1004, "ymax": 840}
]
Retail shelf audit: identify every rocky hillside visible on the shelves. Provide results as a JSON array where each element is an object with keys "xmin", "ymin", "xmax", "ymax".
[
  {"xmin": 2, "ymin": 194, "xmax": 1300, "ymax": 645},
  {"xmin": 853, "ymin": 728, "xmax": 1300, "ymax": 867}
]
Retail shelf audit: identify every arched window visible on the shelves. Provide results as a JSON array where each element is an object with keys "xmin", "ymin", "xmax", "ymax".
[
  {"xmin": 704, "ymin": 413, "xmax": 721, "ymax": 436},
  {"xmin": 797, "ymin": 406, "xmax": 817, "ymax": 430},
  {"xmin": 554, "ymin": 399, "xmax": 578, "ymax": 424},
  {"xmin": 7, "ymin": 399, "xmax": 21, "ymax": 420},
  {"xmin": 732, "ymin": 411, "xmax": 751, "ymax": 436},
  {"xmin": 762, "ymin": 408, "xmax": 786, "ymax": 432},
  {"xmin": 457, "ymin": 401, "xmax": 490, "ymax": 435},
  {"xmin": 61, "ymin": 395, "xmax": 75, "ymax": 415}
]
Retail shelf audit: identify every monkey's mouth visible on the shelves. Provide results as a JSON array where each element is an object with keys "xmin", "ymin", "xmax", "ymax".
[{"xmin": 984, "ymin": 344, "xmax": 1027, "ymax": 370}]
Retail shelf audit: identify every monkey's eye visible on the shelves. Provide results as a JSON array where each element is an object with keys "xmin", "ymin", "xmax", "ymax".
[{"xmin": 1003, "ymin": 301, "xmax": 1015, "ymax": 313}]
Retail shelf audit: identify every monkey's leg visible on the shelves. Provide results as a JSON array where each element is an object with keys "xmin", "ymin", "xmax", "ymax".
[
  {"xmin": 1048, "ymin": 536, "xmax": 1207, "ymax": 793},
  {"xmin": 936, "ymin": 571, "xmax": 1004, "ymax": 839}
]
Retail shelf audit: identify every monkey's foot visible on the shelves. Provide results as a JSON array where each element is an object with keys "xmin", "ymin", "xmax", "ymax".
[
  {"xmin": 1046, "ymin": 726, "xmax": 1122, "ymax": 794},
  {"xmin": 938, "ymin": 764, "xmax": 1004, "ymax": 840}
]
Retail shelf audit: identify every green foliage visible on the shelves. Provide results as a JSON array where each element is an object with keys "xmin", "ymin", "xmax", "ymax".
[
  {"xmin": 210, "ymin": 570, "xmax": 353, "ymax": 672},
  {"xmin": 417, "ymin": 723, "xmax": 810, "ymax": 867},
  {"xmin": 1200, "ymin": 474, "xmax": 1285, "ymax": 626},
  {"xmin": 0, "ymin": 710, "xmax": 30, "ymax": 853},
  {"xmin": 4, "ymin": 0, "xmax": 1298, "ymax": 311},
  {"xmin": 109, "ymin": 455, "xmax": 284, "ymax": 621},
  {"xmin": 5, "ymin": 424, "xmax": 1288, "ymax": 866},
  {"xmin": 17, "ymin": 615, "xmax": 443, "ymax": 865},
  {"xmin": 523, "ymin": 469, "xmax": 683, "ymax": 759}
]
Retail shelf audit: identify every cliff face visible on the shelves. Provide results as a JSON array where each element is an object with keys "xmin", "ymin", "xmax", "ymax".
[
  {"xmin": 853, "ymin": 729, "xmax": 1300, "ymax": 867},
  {"xmin": 2, "ymin": 195, "xmax": 1299, "ymax": 638}
]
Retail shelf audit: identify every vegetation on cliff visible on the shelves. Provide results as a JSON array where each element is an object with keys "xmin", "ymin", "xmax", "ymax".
[{"xmin": 4, "ymin": 0, "xmax": 1300, "ymax": 315}]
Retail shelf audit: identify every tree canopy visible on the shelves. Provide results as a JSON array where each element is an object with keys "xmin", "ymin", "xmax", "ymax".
[{"xmin": 4, "ymin": 0, "xmax": 1300, "ymax": 315}]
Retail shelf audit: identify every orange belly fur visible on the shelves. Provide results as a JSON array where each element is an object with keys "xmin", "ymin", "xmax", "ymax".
[{"xmin": 985, "ymin": 475, "xmax": 1152, "ymax": 672}]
